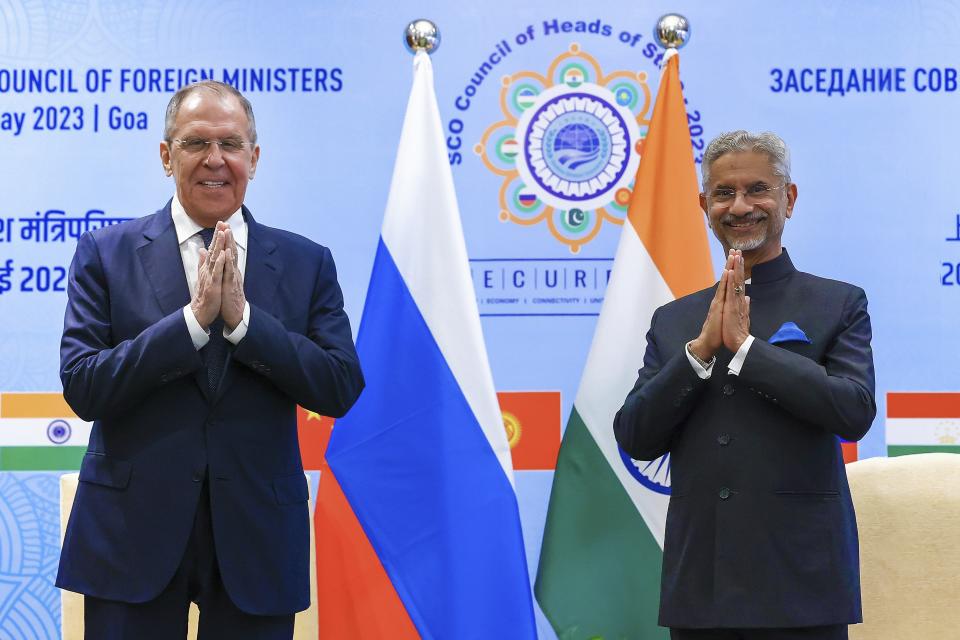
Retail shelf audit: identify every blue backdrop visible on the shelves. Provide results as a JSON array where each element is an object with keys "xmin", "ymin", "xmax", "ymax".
[{"xmin": 1, "ymin": 1, "xmax": 958, "ymax": 637}]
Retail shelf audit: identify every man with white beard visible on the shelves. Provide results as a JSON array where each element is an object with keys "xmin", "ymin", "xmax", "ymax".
[{"xmin": 615, "ymin": 131, "xmax": 876, "ymax": 640}]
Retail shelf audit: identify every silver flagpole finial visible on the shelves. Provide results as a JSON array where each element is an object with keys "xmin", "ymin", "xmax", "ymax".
[
  {"xmin": 654, "ymin": 14, "xmax": 691, "ymax": 50},
  {"xmin": 404, "ymin": 19, "xmax": 441, "ymax": 55}
]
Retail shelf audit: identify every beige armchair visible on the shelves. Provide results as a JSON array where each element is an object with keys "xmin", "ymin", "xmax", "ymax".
[
  {"xmin": 59, "ymin": 472, "xmax": 319, "ymax": 639},
  {"xmin": 846, "ymin": 453, "xmax": 960, "ymax": 640}
]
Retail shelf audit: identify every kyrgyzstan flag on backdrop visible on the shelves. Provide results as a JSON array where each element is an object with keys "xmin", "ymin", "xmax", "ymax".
[{"xmin": 535, "ymin": 50, "xmax": 714, "ymax": 639}]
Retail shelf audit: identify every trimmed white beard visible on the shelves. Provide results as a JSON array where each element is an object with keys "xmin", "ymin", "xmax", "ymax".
[{"xmin": 726, "ymin": 233, "xmax": 766, "ymax": 251}]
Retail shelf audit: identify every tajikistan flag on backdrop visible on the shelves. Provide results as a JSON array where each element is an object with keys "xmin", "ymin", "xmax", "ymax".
[{"xmin": 535, "ymin": 51, "xmax": 714, "ymax": 639}]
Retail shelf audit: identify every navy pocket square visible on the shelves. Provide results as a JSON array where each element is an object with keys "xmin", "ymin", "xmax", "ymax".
[{"xmin": 768, "ymin": 321, "xmax": 812, "ymax": 344}]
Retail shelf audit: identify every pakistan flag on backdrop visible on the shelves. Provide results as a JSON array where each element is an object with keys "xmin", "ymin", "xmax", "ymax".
[{"xmin": 535, "ymin": 52, "xmax": 714, "ymax": 639}]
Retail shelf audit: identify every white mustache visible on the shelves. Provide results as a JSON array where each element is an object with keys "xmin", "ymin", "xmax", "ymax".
[{"xmin": 720, "ymin": 211, "xmax": 767, "ymax": 225}]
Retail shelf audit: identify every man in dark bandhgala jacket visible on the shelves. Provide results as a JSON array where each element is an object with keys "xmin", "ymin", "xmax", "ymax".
[{"xmin": 615, "ymin": 130, "xmax": 875, "ymax": 640}]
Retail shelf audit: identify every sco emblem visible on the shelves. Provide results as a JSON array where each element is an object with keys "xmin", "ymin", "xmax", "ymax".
[{"xmin": 477, "ymin": 44, "xmax": 652, "ymax": 253}]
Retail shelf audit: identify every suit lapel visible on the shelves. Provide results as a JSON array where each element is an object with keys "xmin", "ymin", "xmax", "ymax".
[
  {"xmin": 212, "ymin": 207, "xmax": 281, "ymax": 404},
  {"xmin": 241, "ymin": 208, "xmax": 281, "ymax": 314},
  {"xmin": 137, "ymin": 203, "xmax": 213, "ymax": 402},
  {"xmin": 137, "ymin": 205, "xmax": 191, "ymax": 317}
]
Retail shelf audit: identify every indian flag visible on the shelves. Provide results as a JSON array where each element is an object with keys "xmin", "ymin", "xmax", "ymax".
[
  {"xmin": 535, "ymin": 51, "xmax": 713, "ymax": 638},
  {"xmin": 886, "ymin": 392, "xmax": 960, "ymax": 456},
  {"xmin": 0, "ymin": 392, "xmax": 90, "ymax": 470},
  {"xmin": 564, "ymin": 68, "xmax": 585, "ymax": 87}
]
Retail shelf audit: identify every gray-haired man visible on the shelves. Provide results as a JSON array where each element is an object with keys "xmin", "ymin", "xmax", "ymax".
[{"xmin": 615, "ymin": 131, "xmax": 875, "ymax": 639}]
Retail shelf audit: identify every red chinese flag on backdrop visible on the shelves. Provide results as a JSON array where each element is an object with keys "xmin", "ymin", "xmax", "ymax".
[{"xmin": 297, "ymin": 408, "xmax": 418, "ymax": 638}]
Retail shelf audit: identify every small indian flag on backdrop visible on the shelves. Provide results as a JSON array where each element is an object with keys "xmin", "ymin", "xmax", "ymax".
[
  {"xmin": 886, "ymin": 392, "xmax": 960, "ymax": 456},
  {"xmin": 0, "ymin": 392, "xmax": 90, "ymax": 470}
]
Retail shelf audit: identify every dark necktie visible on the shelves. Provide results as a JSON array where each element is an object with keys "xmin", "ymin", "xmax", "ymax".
[{"xmin": 198, "ymin": 227, "xmax": 227, "ymax": 393}]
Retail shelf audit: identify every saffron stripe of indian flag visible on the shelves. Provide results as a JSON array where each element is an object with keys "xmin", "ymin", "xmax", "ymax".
[
  {"xmin": 886, "ymin": 392, "xmax": 960, "ymax": 456},
  {"xmin": 0, "ymin": 391, "xmax": 76, "ymax": 418}
]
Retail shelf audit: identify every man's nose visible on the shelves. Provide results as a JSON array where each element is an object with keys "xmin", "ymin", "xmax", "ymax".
[
  {"xmin": 202, "ymin": 143, "xmax": 225, "ymax": 168},
  {"xmin": 728, "ymin": 191, "xmax": 753, "ymax": 215}
]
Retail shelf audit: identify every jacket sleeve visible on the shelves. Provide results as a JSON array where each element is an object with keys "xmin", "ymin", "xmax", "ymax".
[
  {"xmin": 614, "ymin": 308, "xmax": 710, "ymax": 460},
  {"xmin": 60, "ymin": 232, "xmax": 201, "ymax": 421},
  {"xmin": 736, "ymin": 286, "xmax": 876, "ymax": 441},
  {"xmin": 231, "ymin": 245, "xmax": 364, "ymax": 417}
]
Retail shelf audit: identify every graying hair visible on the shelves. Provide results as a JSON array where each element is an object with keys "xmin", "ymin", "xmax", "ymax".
[
  {"xmin": 163, "ymin": 80, "xmax": 257, "ymax": 143},
  {"xmin": 701, "ymin": 130, "xmax": 791, "ymax": 189}
]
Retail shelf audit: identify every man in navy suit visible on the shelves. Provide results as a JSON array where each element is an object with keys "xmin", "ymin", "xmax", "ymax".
[
  {"xmin": 614, "ymin": 131, "xmax": 875, "ymax": 640},
  {"xmin": 57, "ymin": 81, "xmax": 364, "ymax": 638}
]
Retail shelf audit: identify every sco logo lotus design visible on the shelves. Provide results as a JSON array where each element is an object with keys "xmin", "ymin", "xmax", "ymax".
[{"xmin": 476, "ymin": 44, "xmax": 652, "ymax": 253}]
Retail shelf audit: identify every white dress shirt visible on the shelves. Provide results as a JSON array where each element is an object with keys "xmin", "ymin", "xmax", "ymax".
[{"xmin": 171, "ymin": 195, "xmax": 251, "ymax": 350}]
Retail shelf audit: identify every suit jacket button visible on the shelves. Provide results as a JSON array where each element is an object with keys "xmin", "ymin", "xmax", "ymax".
[
  {"xmin": 719, "ymin": 487, "xmax": 731, "ymax": 500},
  {"xmin": 718, "ymin": 434, "xmax": 731, "ymax": 446},
  {"xmin": 722, "ymin": 383, "xmax": 735, "ymax": 396},
  {"xmin": 160, "ymin": 374, "xmax": 169, "ymax": 383},
  {"xmin": 192, "ymin": 472, "xmax": 203, "ymax": 482}
]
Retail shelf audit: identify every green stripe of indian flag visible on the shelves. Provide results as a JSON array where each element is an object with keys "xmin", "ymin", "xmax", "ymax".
[
  {"xmin": 0, "ymin": 418, "xmax": 92, "ymax": 446},
  {"xmin": 0, "ymin": 446, "xmax": 86, "ymax": 470}
]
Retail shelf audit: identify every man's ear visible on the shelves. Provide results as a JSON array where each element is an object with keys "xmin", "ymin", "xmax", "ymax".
[
  {"xmin": 785, "ymin": 183, "xmax": 798, "ymax": 219},
  {"xmin": 248, "ymin": 144, "xmax": 260, "ymax": 180},
  {"xmin": 160, "ymin": 141, "xmax": 172, "ymax": 176}
]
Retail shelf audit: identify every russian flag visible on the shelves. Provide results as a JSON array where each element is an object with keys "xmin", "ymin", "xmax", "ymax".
[{"xmin": 325, "ymin": 51, "xmax": 537, "ymax": 638}]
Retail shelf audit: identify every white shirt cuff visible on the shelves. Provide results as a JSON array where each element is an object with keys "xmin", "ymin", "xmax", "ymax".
[
  {"xmin": 183, "ymin": 305, "xmax": 210, "ymax": 351},
  {"xmin": 685, "ymin": 341, "xmax": 714, "ymax": 380},
  {"xmin": 727, "ymin": 335, "xmax": 755, "ymax": 376},
  {"xmin": 225, "ymin": 302, "xmax": 251, "ymax": 345}
]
